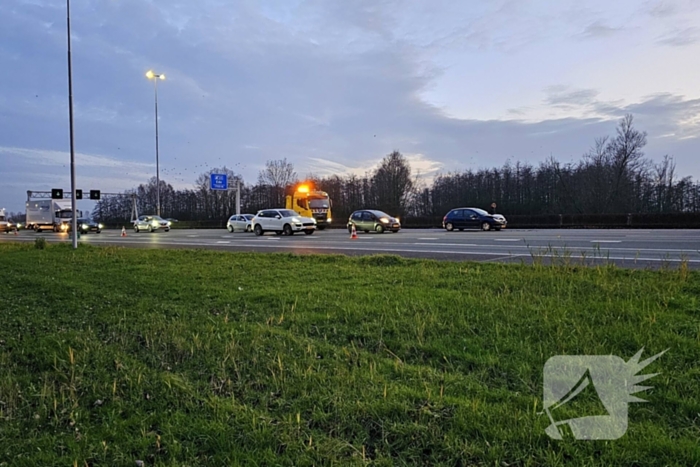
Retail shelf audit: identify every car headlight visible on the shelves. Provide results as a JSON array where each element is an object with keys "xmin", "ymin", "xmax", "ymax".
[
  {"xmin": 167, "ymin": 221, "xmax": 172, "ymax": 226},
  {"xmin": 82, "ymin": 224, "xmax": 88, "ymax": 229},
  {"xmin": 327, "ymin": 218, "xmax": 332, "ymax": 222},
  {"xmin": 291, "ymin": 217, "xmax": 301, "ymax": 223},
  {"xmin": 380, "ymin": 218, "xmax": 389, "ymax": 224},
  {"xmin": 152, "ymin": 221, "xmax": 159, "ymax": 226},
  {"xmin": 61, "ymin": 224, "xmax": 68, "ymax": 230},
  {"xmin": 98, "ymin": 224, "xmax": 104, "ymax": 229}
]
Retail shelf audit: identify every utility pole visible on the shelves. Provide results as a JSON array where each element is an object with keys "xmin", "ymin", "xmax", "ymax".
[{"xmin": 66, "ymin": 0, "xmax": 78, "ymax": 249}]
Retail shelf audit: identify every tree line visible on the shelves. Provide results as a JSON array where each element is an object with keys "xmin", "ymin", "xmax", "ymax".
[{"xmin": 92, "ymin": 114, "xmax": 700, "ymax": 224}]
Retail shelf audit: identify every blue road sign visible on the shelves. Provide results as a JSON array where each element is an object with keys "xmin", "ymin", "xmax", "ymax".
[{"xmin": 210, "ymin": 173, "xmax": 228, "ymax": 190}]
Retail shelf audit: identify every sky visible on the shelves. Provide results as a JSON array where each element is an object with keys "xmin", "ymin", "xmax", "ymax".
[{"xmin": 1, "ymin": 0, "xmax": 699, "ymax": 213}]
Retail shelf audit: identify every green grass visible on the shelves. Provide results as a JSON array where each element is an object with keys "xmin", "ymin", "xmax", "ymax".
[{"xmin": 0, "ymin": 243, "xmax": 698, "ymax": 466}]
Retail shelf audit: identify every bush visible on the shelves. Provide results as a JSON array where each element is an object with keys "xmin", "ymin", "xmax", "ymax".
[{"xmin": 34, "ymin": 237, "xmax": 47, "ymax": 250}]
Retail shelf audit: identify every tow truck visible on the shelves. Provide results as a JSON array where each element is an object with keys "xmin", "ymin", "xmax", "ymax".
[{"xmin": 285, "ymin": 184, "xmax": 332, "ymax": 230}]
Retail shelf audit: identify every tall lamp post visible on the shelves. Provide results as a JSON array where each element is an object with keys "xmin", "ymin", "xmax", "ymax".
[
  {"xmin": 66, "ymin": 0, "xmax": 78, "ymax": 249},
  {"xmin": 146, "ymin": 70, "xmax": 165, "ymax": 216}
]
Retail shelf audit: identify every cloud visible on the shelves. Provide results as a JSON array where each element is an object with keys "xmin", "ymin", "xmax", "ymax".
[
  {"xmin": 545, "ymin": 86, "xmax": 600, "ymax": 108},
  {"xmin": 657, "ymin": 27, "xmax": 699, "ymax": 47},
  {"xmin": 580, "ymin": 21, "xmax": 622, "ymax": 39}
]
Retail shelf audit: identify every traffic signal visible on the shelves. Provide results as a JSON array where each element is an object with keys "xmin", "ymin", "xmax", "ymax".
[
  {"xmin": 51, "ymin": 188, "xmax": 63, "ymax": 199},
  {"xmin": 89, "ymin": 190, "xmax": 101, "ymax": 200},
  {"xmin": 76, "ymin": 189, "xmax": 83, "ymax": 200}
]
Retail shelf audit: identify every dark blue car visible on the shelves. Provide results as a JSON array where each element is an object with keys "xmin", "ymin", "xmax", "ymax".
[{"xmin": 442, "ymin": 207, "xmax": 507, "ymax": 231}]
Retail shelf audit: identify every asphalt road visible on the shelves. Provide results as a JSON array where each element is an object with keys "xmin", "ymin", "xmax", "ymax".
[{"xmin": 2, "ymin": 227, "xmax": 699, "ymax": 269}]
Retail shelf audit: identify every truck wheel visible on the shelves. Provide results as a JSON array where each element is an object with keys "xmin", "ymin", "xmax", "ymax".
[
  {"xmin": 283, "ymin": 224, "xmax": 294, "ymax": 236},
  {"xmin": 254, "ymin": 224, "xmax": 263, "ymax": 236}
]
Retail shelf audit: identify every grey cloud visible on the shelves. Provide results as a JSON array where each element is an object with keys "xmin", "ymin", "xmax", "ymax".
[
  {"xmin": 580, "ymin": 21, "xmax": 622, "ymax": 39},
  {"xmin": 657, "ymin": 27, "xmax": 699, "ymax": 47},
  {"xmin": 545, "ymin": 86, "xmax": 600, "ymax": 108}
]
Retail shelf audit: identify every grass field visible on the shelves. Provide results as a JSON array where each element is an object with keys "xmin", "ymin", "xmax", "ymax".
[{"xmin": 0, "ymin": 242, "xmax": 698, "ymax": 466}]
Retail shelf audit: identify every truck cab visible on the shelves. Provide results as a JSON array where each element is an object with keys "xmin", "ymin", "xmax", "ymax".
[
  {"xmin": 0, "ymin": 208, "xmax": 17, "ymax": 233},
  {"xmin": 285, "ymin": 185, "xmax": 332, "ymax": 230}
]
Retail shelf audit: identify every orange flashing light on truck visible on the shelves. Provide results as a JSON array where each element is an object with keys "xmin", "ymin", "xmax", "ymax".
[{"xmin": 285, "ymin": 184, "xmax": 332, "ymax": 230}]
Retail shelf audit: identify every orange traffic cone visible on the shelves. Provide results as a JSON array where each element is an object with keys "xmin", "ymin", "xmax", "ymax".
[
  {"xmin": 350, "ymin": 223, "xmax": 358, "ymax": 239},
  {"xmin": 121, "ymin": 226, "xmax": 127, "ymax": 237},
  {"xmin": 14, "ymin": 228, "xmax": 18, "ymax": 235}
]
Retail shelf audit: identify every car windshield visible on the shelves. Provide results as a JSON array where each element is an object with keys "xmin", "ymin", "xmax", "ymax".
[
  {"xmin": 0, "ymin": 215, "xmax": 5, "ymax": 222},
  {"xmin": 369, "ymin": 210, "xmax": 390, "ymax": 218},
  {"xmin": 309, "ymin": 198, "xmax": 329, "ymax": 208},
  {"xmin": 152, "ymin": 216, "xmax": 165, "ymax": 221},
  {"xmin": 279, "ymin": 210, "xmax": 298, "ymax": 218},
  {"xmin": 472, "ymin": 208, "xmax": 489, "ymax": 216}
]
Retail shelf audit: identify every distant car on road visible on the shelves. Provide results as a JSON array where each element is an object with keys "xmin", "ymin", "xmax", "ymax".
[
  {"xmin": 76, "ymin": 218, "xmax": 102, "ymax": 234},
  {"xmin": 227, "ymin": 214, "xmax": 255, "ymax": 233},
  {"xmin": 133, "ymin": 215, "xmax": 171, "ymax": 233},
  {"xmin": 347, "ymin": 210, "xmax": 401, "ymax": 234},
  {"xmin": 442, "ymin": 207, "xmax": 506, "ymax": 231},
  {"xmin": 251, "ymin": 209, "xmax": 316, "ymax": 236}
]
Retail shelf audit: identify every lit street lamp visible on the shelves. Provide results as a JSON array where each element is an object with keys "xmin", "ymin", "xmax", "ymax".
[{"xmin": 146, "ymin": 70, "xmax": 165, "ymax": 216}]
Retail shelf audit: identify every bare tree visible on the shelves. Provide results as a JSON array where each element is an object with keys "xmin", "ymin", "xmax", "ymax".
[{"xmin": 258, "ymin": 159, "xmax": 298, "ymax": 207}]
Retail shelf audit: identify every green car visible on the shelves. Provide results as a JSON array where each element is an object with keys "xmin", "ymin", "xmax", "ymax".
[{"xmin": 347, "ymin": 210, "xmax": 401, "ymax": 234}]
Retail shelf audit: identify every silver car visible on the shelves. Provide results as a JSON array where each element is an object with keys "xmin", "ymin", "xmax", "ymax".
[
  {"xmin": 226, "ymin": 214, "xmax": 254, "ymax": 233},
  {"xmin": 133, "ymin": 215, "xmax": 171, "ymax": 233}
]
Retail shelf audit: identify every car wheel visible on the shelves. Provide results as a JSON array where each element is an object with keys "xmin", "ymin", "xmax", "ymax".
[
  {"xmin": 134, "ymin": 225, "xmax": 139, "ymax": 233},
  {"xmin": 254, "ymin": 224, "xmax": 263, "ymax": 236},
  {"xmin": 481, "ymin": 222, "xmax": 491, "ymax": 231},
  {"xmin": 246, "ymin": 225, "xmax": 252, "ymax": 232},
  {"xmin": 283, "ymin": 224, "xmax": 294, "ymax": 236},
  {"xmin": 445, "ymin": 222, "xmax": 454, "ymax": 232},
  {"xmin": 148, "ymin": 225, "xmax": 153, "ymax": 233},
  {"xmin": 347, "ymin": 225, "xmax": 353, "ymax": 234},
  {"xmin": 304, "ymin": 230, "xmax": 314, "ymax": 235},
  {"xmin": 164, "ymin": 228, "xmax": 170, "ymax": 232},
  {"xmin": 317, "ymin": 225, "xmax": 326, "ymax": 231},
  {"xmin": 375, "ymin": 224, "xmax": 385, "ymax": 234},
  {"xmin": 227, "ymin": 225, "xmax": 233, "ymax": 233},
  {"xmin": 96, "ymin": 230, "xmax": 101, "ymax": 234}
]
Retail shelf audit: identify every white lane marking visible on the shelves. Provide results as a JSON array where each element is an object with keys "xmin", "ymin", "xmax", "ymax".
[
  {"xmin": 494, "ymin": 239, "xmax": 521, "ymax": 242},
  {"xmin": 418, "ymin": 237, "xmax": 439, "ymax": 240},
  {"xmin": 267, "ymin": 237, "xmax": 280, "ymax": 240},
  {"xmin": 415, "ymin": 243, "xmax": 479, "ymax": 247},
  {"xmin": 591, "ymin": 240, "xmax": 622, "ymax": 243},
  {"xmin": 216, "ymin": 241, "xmax": 231, "ymax": 244},
  {"xmin": 187, "ymin": 235, "xmax": 199, "ymax": 238}
]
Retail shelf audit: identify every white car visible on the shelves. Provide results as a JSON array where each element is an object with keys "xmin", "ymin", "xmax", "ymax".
[
  {"xmin": 252, "ymin": 209, "xmax": 316, "ymax": 236},
  {"xmin": 133, "ymin": 215, "xmax": 171, "ymax": 233},
  {"xmin": 226, "ymin": 214, "xmax": 254, "ymax": 233}
]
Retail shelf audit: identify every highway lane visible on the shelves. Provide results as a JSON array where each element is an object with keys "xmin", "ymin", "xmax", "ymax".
[{"xmin": 2, "ymin": 227, "xmax": 699, "ymax": 269}]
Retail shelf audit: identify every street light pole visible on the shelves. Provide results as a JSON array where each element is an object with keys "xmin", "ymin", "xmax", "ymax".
[
  {"xmin": 146, "ymin": 70, "xmax": 165, "ymax": 216},
  {"xmin": 66, "ymin": 0, "xmax": 78, "ymax": 249}
]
